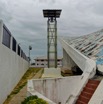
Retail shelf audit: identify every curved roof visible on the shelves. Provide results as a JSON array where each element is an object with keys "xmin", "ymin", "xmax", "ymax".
[{"xmin": 64, "ymin": 29, "xmax": 103, "ymax": 65}]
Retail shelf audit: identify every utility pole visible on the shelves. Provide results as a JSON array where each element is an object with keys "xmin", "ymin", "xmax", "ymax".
[{"xmin": 29, "ymin": 45, "xmax": 32, "ymax": 63}]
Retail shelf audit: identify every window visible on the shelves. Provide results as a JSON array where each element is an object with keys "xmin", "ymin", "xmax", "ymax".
[
  {"xmin": 2, "ymin": 25, "xmax": 11, "ymax": 48},
  {"xmin": 18, "ymin": 45, "xmax": 20, "ymax": 56},
  {"xmin": 23, "ymin": 53, "xmax": 26, "ymax": 60},
  {"xmin": 12, "ymin": 37, "xmax": 16, "ymax": 52}
]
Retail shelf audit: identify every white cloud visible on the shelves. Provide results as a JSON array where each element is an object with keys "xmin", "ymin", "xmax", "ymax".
[{"xmin": 0, "ymin": 0, "xmax": 103, "ymax": 59}]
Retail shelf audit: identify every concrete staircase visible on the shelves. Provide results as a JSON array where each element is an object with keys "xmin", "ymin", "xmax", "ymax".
[{"xmin": 76, "ymin": 79, "xmax": 100, "ymax": 104}]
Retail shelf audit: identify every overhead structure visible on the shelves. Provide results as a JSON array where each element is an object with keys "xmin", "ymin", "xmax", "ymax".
[{"xmin": 43, "ymin": 9, "xmax": 62, "ymax": 68}]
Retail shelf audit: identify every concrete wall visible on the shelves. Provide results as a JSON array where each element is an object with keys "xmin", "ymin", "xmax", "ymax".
[
  {"xmin": 27, "ymin": 37, "xmax": 99, "ymax": 104},
  {"xmin": 59, "ymin": 38, "xmax": 97, "ymax": 103},
  {"xmin": 60, "ymin": 38, "xmax": 96, "ymax": 76},
  {"xmin": 63, "ymin": 48, "xmax": 76, "ymax": 69},
  {"xmin": 0, "ymin": 20, "xmax": 29, "ymax": 103},
  {"xmin": 28, "ymin": 76, "xmax": 81, "ymax": 104}
]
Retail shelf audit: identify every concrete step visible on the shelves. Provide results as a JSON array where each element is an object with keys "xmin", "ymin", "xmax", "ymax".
[
  {"xmin": 78, "ymin": 95, "xmax": 89, "ymax": 103},
  {"xmin": 86, "ymin": 83, "xmax": 98, "ymax": 89},
  {"xmin": 75, "ymin": 79, "xmax": 100, "ymax": 104},
  {"xmin": 88, "ymin": 80, "xmax": 100, "ymax": 85},
  {"xmin": 81, "ymin": 91, "xmax": 92, "ymax": 99},
  {"xmin": 76, "ymin": 100, "xmax": 87, "ymax": 104},
  {"xmin": 83, "ymin": 87, "xmax": 95, "ymax": 94}
]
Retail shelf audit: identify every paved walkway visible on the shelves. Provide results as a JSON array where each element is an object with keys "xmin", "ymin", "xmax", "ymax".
[
  {"xmin": 8, "ymin": 69, "xmax": 43, "ymax": 104},
  {"xmin": 42, "ymin": 68, "xmax": 62, "ymax": 78}
]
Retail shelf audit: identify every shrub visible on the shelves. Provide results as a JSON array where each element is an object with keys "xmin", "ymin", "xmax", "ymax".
[{"xmin": 21, "ymin": 95, "xmax": 48, "ymax": 104}]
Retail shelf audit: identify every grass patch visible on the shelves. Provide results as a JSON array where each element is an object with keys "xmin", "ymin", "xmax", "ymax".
[{"xmin": 3, "ymin": 67, "xmax": 42, "ymax": 104}]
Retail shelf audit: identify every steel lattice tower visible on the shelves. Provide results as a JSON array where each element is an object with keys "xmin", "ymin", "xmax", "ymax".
[{"xmin": 43, "ymin": 9, "xmax": 62, "ymax": 68}]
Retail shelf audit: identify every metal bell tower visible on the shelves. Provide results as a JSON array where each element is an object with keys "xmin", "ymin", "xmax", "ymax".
[{"xmin": 43, "ymin": 9, "xmax": 62, "ymax": 68}]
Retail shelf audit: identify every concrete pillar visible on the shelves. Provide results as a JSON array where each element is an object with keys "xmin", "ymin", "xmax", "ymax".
[
  {"xmin": 10, "ymin": 36, "xmax": 13, "ymax": 50},
  {"xmin": 0, "ymin": 20, "xmax": 3, "ymax": 44}
]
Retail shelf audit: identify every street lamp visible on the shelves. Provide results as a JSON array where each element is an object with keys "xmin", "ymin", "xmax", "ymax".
[
  {"xmin": 18, "ymin": 43, "xmax": 32, "ymax": 62},
  {"xmin": 29, "ymin": 45, "xmax": 32, "ymax": 63}
]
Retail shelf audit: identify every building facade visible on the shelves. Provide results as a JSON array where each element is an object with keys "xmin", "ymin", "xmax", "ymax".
[
  {"xmin": 34, "ymin": 56, "xmax": 63, "ymax": 67},
  {"xmin": 0, "ymin": 20, "xmax": 29, "ymax": 104}
]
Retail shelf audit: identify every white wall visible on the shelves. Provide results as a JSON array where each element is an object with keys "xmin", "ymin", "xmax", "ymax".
[
  {"xmin": 28, "ymin": 76, "xmax": 81, "ymax": 104},
  {"xmin": 63, "ymin": 48, "xmax": 76, "ymax": 68},
  {"xmin": 0, "ymin": 20, "xmax": 29, "ymax": 104},
  {"xmin": 60, "ymin": 38, "xmax": 96, "ymax": 76},
  {"xmin": 59, "ymin": 38, "xmax": 97, "ymax": 103}
]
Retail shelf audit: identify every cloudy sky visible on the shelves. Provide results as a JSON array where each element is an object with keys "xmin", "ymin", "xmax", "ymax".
[{"xmin": 0, "ymin": 0, "xmax": 103, "ymax": 61}]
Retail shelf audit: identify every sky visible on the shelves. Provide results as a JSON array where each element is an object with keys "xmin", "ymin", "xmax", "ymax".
[{"xmin": 0, "ymin": 0, "xmax": 103, "ymax": 62}]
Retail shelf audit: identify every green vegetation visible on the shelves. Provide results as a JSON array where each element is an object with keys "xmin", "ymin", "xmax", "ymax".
[
  {"xmin": 21, "ymin": 95, "xmax": 48, "ymax": 104},
  {"xmin": 11, "ymin": 68, "xmax": 42, "ymax": 95},
  {"xmin": 4, "ymin": 67, "xmax": 42, "ymax": 104}
]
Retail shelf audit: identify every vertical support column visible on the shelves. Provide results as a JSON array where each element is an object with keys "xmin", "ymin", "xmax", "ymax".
[
  {"xmin": 0, "ymin": 20, "xmax": 3, "ymax": 44},
  {"xmin": 47, "ymin": 17, "xmax": 57, "ymax": 68},
  {"xmin": 47, "ymin": 19, "xmax": 49, "ymax": 68},
  {"xmin": 47, "ymin": 18, "xmax": 49, "ymax": 68},
  {"xmin": 0, "ymin": 20, "xmax": 3, "ymax": 65},
  {"xmin": 10, "ymin": 36, "xmax": 13, "ymax": 50},
  {"xmin": 55, "ymin": 19, "xmax": 57, "ymax": 68}
]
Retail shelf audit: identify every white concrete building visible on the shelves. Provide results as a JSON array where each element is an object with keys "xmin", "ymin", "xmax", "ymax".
[
  {"xmin": 34, "ymin": 56, "xmax": 63, "ymax": 67},
  {"xmin": 0, "ymin": 20, "xmax": 29, "ymax": 104},
  {"xmin": 28, "ymin": 29, "xmax": 103, "ymax": 104}
]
